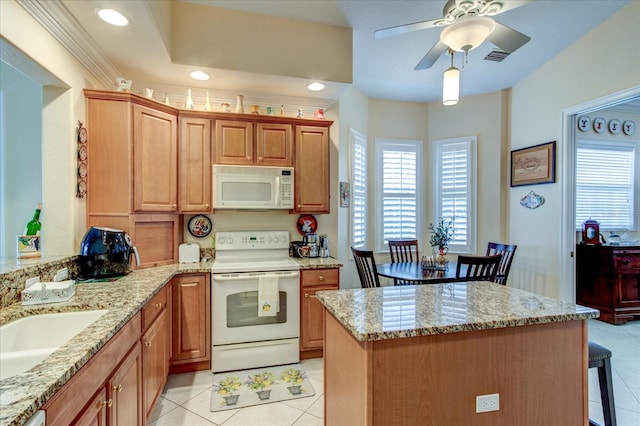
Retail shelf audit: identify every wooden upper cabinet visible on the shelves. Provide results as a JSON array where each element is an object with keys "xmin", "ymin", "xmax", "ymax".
[
  {"xmin": 179, "ymin": 117, "xmax": 212, "ymax": 213},
  {"xmin": 294, "ymin": 125, "xmax": 330, "ymax": 213},
  {"xmin": 133, "ymin": 105, "xmax": 178, "ymax": 212},
  {"xmin": 256, "ymin": 123, "xmax": 293, "ymax": 166},
  {"xmin": 214, "ymin": 119, "xmax": 253, "ymax": 165}
]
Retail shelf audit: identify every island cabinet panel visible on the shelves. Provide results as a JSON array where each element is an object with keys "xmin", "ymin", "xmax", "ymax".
[
  {"xmin": 324, "ymin": 312, "xmax": 588, "ymax": 426},
  {"xmin": 256, "ymin": 123, "xmax": 293, "ymax": 166},
  {"xmin": 294, "ymin": 126, "xmax": 330, "ymax": 213},
  {"xmin": 133, "ymin": 105, "xmax": 178, "ymax": 212},
  {"xmin": 214, "ymin": 119, "xmax": 254, "ymax": 164},
  {"xmin": 300, "ymin": 268, "xmax": 339, "ymax": 359},
  {"xmin": 170, "ymin": 273, "xmax": 211, "ymax": 373},
  {"xmin": 576, "ymin": 244, "xmax": 640, "ymax": 324},
  {"xmin": 179, "ymin": 116, "xmax": 212, "ymax": 213}
]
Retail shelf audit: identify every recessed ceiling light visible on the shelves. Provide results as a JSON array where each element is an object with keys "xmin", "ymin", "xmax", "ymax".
[
  {"xmin": 97, "ymin": 9, "xmax": 129, "ymax": 27},
  {"xmin": 190, "ymin": 70, "xmax": 210, "ymax": 81},
  {"xmin": 307, "ymin": 82, "xmax": 325, "ymax": 91}
]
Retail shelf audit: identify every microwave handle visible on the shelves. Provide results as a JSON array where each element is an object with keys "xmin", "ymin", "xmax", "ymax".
[
  {"xmin": 275, "ymin": 176, "xmax": 280, "ymax": 205},
  {"xmin": 212, "ymin": 271, "xmax": 299, "ymax": 282}
]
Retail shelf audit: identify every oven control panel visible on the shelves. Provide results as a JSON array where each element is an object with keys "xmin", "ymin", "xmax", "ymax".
[{"xmin": 216, "ymin": 231, "xmax": 290, "ymax": 251}]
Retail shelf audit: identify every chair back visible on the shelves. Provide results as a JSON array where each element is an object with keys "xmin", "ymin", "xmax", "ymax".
[
  {"xmin": 388, "ymin": 239, "xmax": 419, "ymax": 263},
  {"xmin": 485, "ymin": 242, "xmax": 517, "ymax": 285},
  {"xmin": 351, "ymin": 247, "xmax": 381, "ymax": 288},
  {"xmin": 455, "ymin": 254, "xmax": 503, "ymax": 282}
]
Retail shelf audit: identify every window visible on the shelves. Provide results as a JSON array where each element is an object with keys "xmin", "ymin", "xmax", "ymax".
[
  {"xmin": 350, "ymin": 128, "xmax": 367, "ymax": 248},
  {"xmin": 433, "ymin": 136, "xmax": 477, "ymax": 254},
  {"xmin": 375, "ymin": 139, "xmax": 423, "ymax": 252},
  {"xmin": 575, "ymin": 139, "xmax": 638, "ymax": 231}
]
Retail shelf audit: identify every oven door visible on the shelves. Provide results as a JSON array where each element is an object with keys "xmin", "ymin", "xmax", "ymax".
[{"xmin": 211, "ymin": 270, "xmax": 300, "ymax": 345}]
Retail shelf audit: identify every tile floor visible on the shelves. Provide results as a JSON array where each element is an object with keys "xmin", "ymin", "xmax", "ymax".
[
  {"xmin": 149, "ymin": 358, "xmax": 324, "ymax": 426},
  {"xmin": 150, "ymin": 319, "xmax": 639, "ymax": 426}
]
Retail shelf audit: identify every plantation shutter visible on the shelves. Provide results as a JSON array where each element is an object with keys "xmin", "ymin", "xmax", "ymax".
[
  {"xmin": 575, "ymin": 140, "xmax": 636, "ymax": 231},
  {"xmin": 351, "ymin": 130, "xmax": 367, "ymax": 248}
]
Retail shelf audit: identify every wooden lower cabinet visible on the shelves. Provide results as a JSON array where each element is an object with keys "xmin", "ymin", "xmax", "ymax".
[
  {"xmin": 300, "ymin": 268, "xmax": 339, "ymax": 359},
  {"xmin": 108, "ymin": 343, "xmax": 143, "ymax": 426},
  {"xmin": 170, "ymin": 274, "xmax": 211, "ymax": 373},
  {"xmin": 43, "ymin": 313, "xmax": 142, "ymax": 425},
  {"xmin": 142, "ymin": 299, "xmax": 169, "ymax": 420}
]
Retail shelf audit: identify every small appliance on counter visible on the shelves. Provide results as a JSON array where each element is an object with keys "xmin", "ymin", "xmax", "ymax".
[
  {"xmin": 319, "ymin": 234, "xmax": 329, "ymax": 258},
  {"xmin": 179, "ymin": 242, "xmax": 200, "ymax": 263},
  {"xmin": 78, "ymin": 227, "xmax": 140, "ymax": 279}
]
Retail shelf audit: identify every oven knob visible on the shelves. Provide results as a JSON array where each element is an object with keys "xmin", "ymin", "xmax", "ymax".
[{"xmin": 227, "ymin": 236, "xmax": 234, "ymax": 244}]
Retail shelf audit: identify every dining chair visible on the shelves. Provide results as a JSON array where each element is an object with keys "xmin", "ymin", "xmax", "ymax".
[
  {"xmin": 388, "ymin": 239, "xmax": 419, "ymax": 285},
  {"xmin": 485, "ymin": 242, "xmax": 518, "ymax": 285},
  {"xmin": 351, "ymin": 247, "xmax": 381, "ymax": 288},
  {"xmin": 455, "ymin": 254, "xmax": 503, "ymax": 282}
]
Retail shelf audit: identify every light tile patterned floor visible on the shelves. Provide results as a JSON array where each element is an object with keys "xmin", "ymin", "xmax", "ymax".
[
  {"xmin": 150, "ymin": 319, "xmax": 639, "ymax": 425},
  {"xmin": 149, "ymin": 358, "xmax": 324, "ymax": 426}
]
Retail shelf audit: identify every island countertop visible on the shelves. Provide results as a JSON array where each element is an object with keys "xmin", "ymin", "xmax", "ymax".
[{"xmin": 316, "ymin": 281, "xmax": 599, "ymax": 342}]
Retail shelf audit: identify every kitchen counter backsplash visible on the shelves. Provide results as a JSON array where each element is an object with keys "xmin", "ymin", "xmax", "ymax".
[{"xmin": 0, "ymin": 256, "xmax": 80, "ymax": 309}]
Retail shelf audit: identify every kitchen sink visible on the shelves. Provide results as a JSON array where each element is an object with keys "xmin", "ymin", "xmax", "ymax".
[{"xmin": 0, "ymin": 309, "xmax": 109, "ymax": 380}]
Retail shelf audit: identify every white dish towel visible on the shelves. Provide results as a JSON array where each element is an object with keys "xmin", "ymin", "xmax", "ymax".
[{"xmin": 258, "ymin": 274, "xmax": 279, "ymax": 317}]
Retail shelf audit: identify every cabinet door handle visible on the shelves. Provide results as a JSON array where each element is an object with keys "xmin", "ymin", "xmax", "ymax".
[
  {"xmin": 155, "ymin": 303, "xmax": 162, "ymax": 309},
  {"xmin": 304, "ymin": 293, "xmax": 317, "ymax": 298},
  {"xmin": 172, "ymin": 204, "xmax": 177, "ymax": 209},
  {"xmin": 102, "ymin": 399, "xmax": 113, "ymax": 408},
  {"xmin": 318, "ymin": 276, "xmax": 325, "ymax": 281},
  {"xmin": 144, "ymin": 340, "xmax": 152, "ymax": 347},
  {"xmin": 113, "ymin": 384, "xmax": 123, "ymax": 393},
  {"xmin": 205, "ymin": 204, "xmax": 209, "ymax": 209}
]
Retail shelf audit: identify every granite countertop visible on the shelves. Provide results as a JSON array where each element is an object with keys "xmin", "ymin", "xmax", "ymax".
[
  {"xmin": 0, "ymin": 257, "xmax": 341, "ymax": 426},
  {"xmin": 316, "ymin": 281, "xmax": 599, "ymax": 342}
]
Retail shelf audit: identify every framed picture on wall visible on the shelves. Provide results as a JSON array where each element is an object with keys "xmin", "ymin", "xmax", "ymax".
[
  {"xmin": 510, "ymin": 141, "xmax": 556, "ymax": 187},
  {"xmin": 340, "ymin": 181, "xmax": 350, "ymax": 207}
]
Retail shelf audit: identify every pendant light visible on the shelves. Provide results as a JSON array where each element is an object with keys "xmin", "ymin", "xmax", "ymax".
[{"xmin": 442, "ymin": 49, "xmax": 459, "ymax": 106}]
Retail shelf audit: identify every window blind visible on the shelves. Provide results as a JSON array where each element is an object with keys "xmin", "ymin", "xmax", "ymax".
[
  {"xmin": 433, "ymin": 137, "xmax": 477, "ymax": 254},
  {"xmin": 575, "ymin": 140, "xmax": 636, "ymax": 231},
  {"xmin": 351, "ymin": 130, "xmax": 367, "ymax": 248},
  {"xmin": 380, "ymin": 142, "xmax": 418, "ymax": 246}
]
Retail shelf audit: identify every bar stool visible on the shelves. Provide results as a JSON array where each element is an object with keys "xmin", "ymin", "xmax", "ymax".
[{"xmin": 588, "ymin": 341, "xmax": 617, "ymax": 426}]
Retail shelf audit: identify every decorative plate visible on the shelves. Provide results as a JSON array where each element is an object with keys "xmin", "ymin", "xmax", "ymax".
[
  {"xmin": 519, "ymin": 191, "xmax": 545, "ymax": 210},
  {"xmin": 608, "ymin": 119, "xmax": 621, "ymax": 135},
  {"xmin": 188, "ymin": 215, "xmax": 212, "ymax": 238},
  {"xmin": 623, "ymin": 120, "xmax": 636, "ymax": 136},
  {"xmin": 593, "ymin": 117, "xmax": 606, "ymax": 133},
  {"xmin": 577, "ymin": 115, "xmax": 591, "ymax": 132},
  {"xmin": 296, "ymin": 214, "xmax": 318, "ymax": 236},
  {"xmin": 78, "ymin": 145, "xmax": 87, "ymax": 161},
  {"xmin": 78, "ymin": 126, "xmax": 87, "ymax": 143}
]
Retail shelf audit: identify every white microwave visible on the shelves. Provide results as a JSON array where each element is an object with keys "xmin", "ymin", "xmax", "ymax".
[{"xmin": 213, "ymin": 165, "xmax": 294, "ymax": 209}]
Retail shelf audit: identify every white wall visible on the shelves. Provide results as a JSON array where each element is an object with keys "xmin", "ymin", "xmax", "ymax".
[
  {"xmin": 509, "ymin": 1, "xmax": 640, "ymax": 300},
  {"xmin": 0, "ymin": 0, "xmax": 104, "ymax": 256}
]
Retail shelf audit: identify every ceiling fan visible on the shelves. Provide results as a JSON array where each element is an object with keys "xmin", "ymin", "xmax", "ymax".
[{"xmin": 374, "ymin": 0, "xmax": 532, "ymax": 70}]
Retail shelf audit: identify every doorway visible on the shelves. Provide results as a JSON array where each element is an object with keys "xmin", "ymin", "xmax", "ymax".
[{"xmin": 561, "ymin": 86, "xmax": 640, "ymax": 302}]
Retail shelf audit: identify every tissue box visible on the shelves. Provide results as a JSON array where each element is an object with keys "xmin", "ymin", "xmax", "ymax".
[{"xmin": 21, "ymin": 280, "xmax": 76, "ymax": 306}]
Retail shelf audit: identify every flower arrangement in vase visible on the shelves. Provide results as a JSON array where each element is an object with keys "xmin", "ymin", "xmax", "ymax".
[
  {"xmin": 280, "ymin": 368, "xmax": 306, "ymax": 395},
  {"xmin": 246, "ymin": 371, "xmax": 276, "ymax": 400},
  {"xmin": 428, "ymin": 216, "xmax": 455, "ymax": 266},
  {"xmin": 214, "ymin": 376, "xmax": 242, "ymax": 405}
]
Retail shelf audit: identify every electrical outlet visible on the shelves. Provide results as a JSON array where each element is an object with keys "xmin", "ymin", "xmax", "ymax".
[
  {"xmin": 54, "ymin": 268, "xmax": 69, "ymax": 282},
  {"xmin": 476, "ymin": 393, "xmax": 500, "ymax": 413},
  {"xmin": 25, "ymin": 276, "xmax": 41, "ymax": 288}
]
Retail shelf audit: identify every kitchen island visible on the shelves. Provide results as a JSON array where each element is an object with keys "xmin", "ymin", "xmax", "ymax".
[{"xmin": 316, "ymin": 282, "xmax": 599, "ymax": 426}]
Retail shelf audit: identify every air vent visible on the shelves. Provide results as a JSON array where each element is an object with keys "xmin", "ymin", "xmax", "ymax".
[{"xmin": 484, "ymin": 50, "xmax": 510, "ymax": 62}]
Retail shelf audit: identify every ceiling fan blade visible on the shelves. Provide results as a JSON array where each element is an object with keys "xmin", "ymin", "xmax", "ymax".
[
  {"xmin": 374, "ymin": 18, "xmax": 442, "ymax": 40},
  {"xmin": 414, "ymin": 41, "xmax": 448, "ymax": 70},
  {"xmin": 486, "ymin": 21, "xmax": 531, "ymax": 53}
]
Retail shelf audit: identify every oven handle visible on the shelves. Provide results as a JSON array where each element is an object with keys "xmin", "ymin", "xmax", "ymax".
[{"xmin": 212, "ymin": 271, "xmax": 299, "ymax": 281}]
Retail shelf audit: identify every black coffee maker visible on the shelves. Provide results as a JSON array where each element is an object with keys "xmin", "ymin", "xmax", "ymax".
[{"xmin": 78, "ymin": 227, "xmax": 140, "ymax": 278}]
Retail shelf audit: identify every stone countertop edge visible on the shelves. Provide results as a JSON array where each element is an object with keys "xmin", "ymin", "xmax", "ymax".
[
  {"xmin": 0, "ymin": 258, "xmax": 341, "ymax": 426},
  {"xmin": 315, "ymin": 281, "xmax": 600, "ymax": 343}
]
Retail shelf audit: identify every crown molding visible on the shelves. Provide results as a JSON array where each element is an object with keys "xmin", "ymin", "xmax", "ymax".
[{"xmin": 17, "ymin": 0, "xmax": 119, "ymax": 89}]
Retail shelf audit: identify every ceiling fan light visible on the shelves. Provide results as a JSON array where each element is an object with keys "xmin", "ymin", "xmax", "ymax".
[
  {"xmin": 97, "ymin": 9, "xmax": 130, "ymax": 27},
  {"xmin": 440, "ymin": 16, "xmax": 496, "ymax": 52},
  {"xmin": 442, "ymin": 66, "xmax": 460, "ymax": 106}
]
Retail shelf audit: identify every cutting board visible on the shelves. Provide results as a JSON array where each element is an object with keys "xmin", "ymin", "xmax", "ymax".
[{"xmin": 179, "ymin": 243, "xmax": 200, "ymax": 263}]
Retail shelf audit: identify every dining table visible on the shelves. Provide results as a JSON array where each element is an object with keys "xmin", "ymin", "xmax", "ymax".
[{"xmin": 377, "ymin": 261, "xmax": 465, "ymax": 284}]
